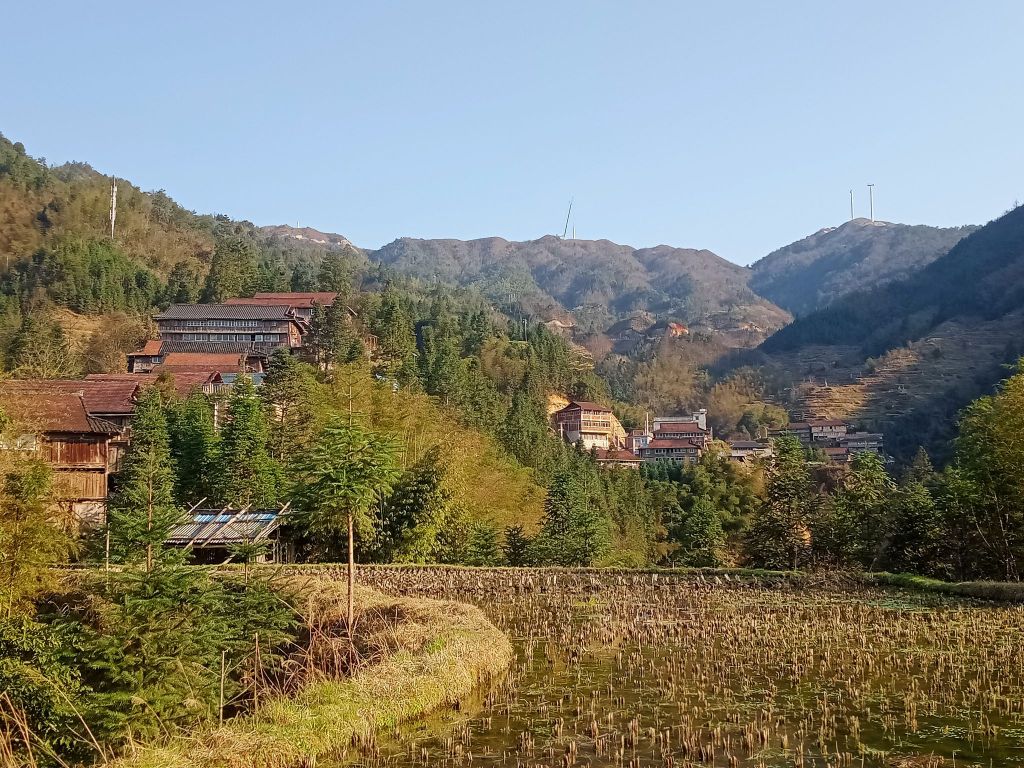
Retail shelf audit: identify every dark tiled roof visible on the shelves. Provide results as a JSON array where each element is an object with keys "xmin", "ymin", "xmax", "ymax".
[
  {"xmin": 156, "ymin": 304, "xmax": 294, "ymax": 321},
  {"xmin": 84, "ymin": 372, "xmax": 223, "ymax": 396},
  {"xmin": 560, "ymin": 400, "xmax": 612, "ymax": 413},
  {"xmin": 728, "ymin": 441, "xmax": 764, "ymax": 449},
  {"xmin": 159, "ymin": 340, "xmax": 258, "ymax": 355},
  {"xmin": 160, "ymin": 352, "xmax": 244, "ymax": 370},
  {"xmin": 595, "ymin": 448, "xmax": 642, "ymax": 462},
  {"xmin": 225, "ymin": 292, "xmax": 338, "ymax": 309},
  {"xmin": 654, "ymin": 423, "xmax": 706, "ymax": 435},
  {"xmin": 0, "ymin": 379, "xmax": 139, "ymax": 415},
  {"xmin": 1, "ymin": 390, "xmax": 119, "ymax": 435},
  {"xmin": 646, "ymin": 439, "xmax": 703, "ymax": 450}
]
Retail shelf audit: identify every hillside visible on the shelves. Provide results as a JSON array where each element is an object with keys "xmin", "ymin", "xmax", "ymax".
[
  {"xmin": 260, "ymin": 224, "xmax": 354, "ymax": 250},
  {"xmin": 750, "ymin": 218, "xmax": 976, "ymax": 315},
  {"xmin": 750, "ymin": 204, "xmax": 1024, "ymax": 461},
  {"xmin": 371, "ymin": 235, "xmax": 790, "ymax": 337}
]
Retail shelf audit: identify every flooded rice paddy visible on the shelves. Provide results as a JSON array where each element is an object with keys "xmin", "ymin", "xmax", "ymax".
[{"xmin": 353, "ymin": 567, "xmax": 1024, "ymax": 768}]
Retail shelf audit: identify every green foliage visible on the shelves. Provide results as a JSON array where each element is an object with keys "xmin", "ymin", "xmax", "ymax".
[
  {"xmin": 108, "ymin": 388, "xmax": 180, "ymax": 572},
  {"xmin": 375, "ymin": 447, "xmax": 452, "ymax": 563},
  {"xmin": 15, "ymin": 238, "xmax": 165, "ymax": 314},
  {"xmin": 167, "ymin": 392, "xmax": 220, "ymax": 506},
  {"xmin": 813, "ymin": 452, "xmax": 895, "ymax": 569},
  {"xmin": 669, "ymin": 496, "xmax": 726, "ymax": 567},
  {"xmin": 213, "ymin": 377, "xmax": 281, "ymax": 508},
  {"xmin": 261, "ymin": 350, "xmax": 320, "ymax": 465},
  {"xmin": 6, "ymin": 313, "xmax": 80, "ymax": 378},
  {"xmin": 201, "ymin": 232, "xmax": 261, "ymax": 302},
  {"xmin": 0, "ymin": 457, "xmax": 70, "ymax": 617},
  {"xmin": 291, "ymin": 416, "xmax": 400, "ymax": 547},
  {"xmin": 745, "ymin": 436, "xmax": 814, "ymax": 570},
  {"xmin": 503, "ymin": 525, "xmax": 531, "ymax": 566},
  {"xmin": 531, "ymin": 468, "xmax": 611, "ymax": 566}
]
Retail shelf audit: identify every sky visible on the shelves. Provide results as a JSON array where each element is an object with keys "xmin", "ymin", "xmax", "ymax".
[{"xmin": 3, "ymin": 1, "xmax": 1022, "ymax": 265}]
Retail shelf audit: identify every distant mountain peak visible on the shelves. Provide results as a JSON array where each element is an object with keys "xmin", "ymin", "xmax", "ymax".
[
  {"xmin": 750, "ymin": 219, "xmax": 977, "ymax": 315},
  {"xmin": 260, "ymin": 224, "xmax": 353, "ymax": 250}
]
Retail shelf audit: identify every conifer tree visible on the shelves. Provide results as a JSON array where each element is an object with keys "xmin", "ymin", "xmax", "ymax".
[
  {"xmin": 108, "ymin": 388, "xmax": 179, "ymax": 572},
  {"xmin": 213, "ymin": 377, "xmax": 280, "ymax": 508},
  {"xmin": 745, "ymin": 435, "xmax": 815, "ymax": 570},
  {"xmin": 292, "ymin": 416, "xmax": 399, "ymax": 626},
  {"xmin": 671, "ymin": 496, "xmax": 726, "ymax": 567},
  {"xmin": 261, "ymin": 349, "xmax": 320, "ymax": 464},
  {"xmin": 167, "ymin": 392, "xmax": 219, "ymax": 506}
]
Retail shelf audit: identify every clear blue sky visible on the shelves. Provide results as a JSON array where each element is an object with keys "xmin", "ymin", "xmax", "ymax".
[{"xmin": 3, "ymin": 1, "xmax": 1022, "ymax": 264}]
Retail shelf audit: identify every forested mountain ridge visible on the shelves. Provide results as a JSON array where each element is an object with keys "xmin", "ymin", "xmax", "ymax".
[
  {"xmin": 370, "ymin": 235, "xmax": 791, "ymax": 336},
  {"xmin": 746, "ymin": 203, "xmax": 1024, "ymax": 462},
  {"xmin": 750, "ymin": 218, "xmax": 977, "ymax": 315}
]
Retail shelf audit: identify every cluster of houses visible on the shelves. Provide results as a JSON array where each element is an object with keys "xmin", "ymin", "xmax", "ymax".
[
  {"xmin": 0, "ymin": 291, "xmax": 360, "ymax": 562},
  {"xmin": 550, "ymin": 402, "xmax": 884, "ymax": 468},
  {"xmin": 771, "ymin": 419, "xmax": 885, "ymax": 463}
]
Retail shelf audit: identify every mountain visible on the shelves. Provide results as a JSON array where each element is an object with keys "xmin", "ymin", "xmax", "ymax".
[
  {"xmin": 748, "ymin": 204, "xmax": 1024, "ymax": 461},
  {"xmin": 370, "ymin": 235, "xmax": 790, "ymax": 337},
  {"xmin": 260, "ymin": 224, "xmax": 353, "ymax": 250},
  {"xmin": 750, "ymin": 218, "xmax": 977, "ymax": 315}
]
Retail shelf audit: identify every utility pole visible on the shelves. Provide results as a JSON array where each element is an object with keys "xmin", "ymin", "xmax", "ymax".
[
  {"xmin": 849, "ymin": 189, "xmax": 855, "ymax": 221},
  {"xmin": 867, "ymin": 183, "xmax": 875, "ymax": 222},
  {"xmin": 109, "ymin": 177, "xmax": 118, "ymax": 239}
]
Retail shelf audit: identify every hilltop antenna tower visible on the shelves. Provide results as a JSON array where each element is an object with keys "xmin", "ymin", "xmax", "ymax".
[
  {"xmin": 109, "ymin": 177, "xmax": 118, "ymax": 239},
  {"xmin": 867, "ymin": 183, "xmax": 875, "ymax": 222},
  {"xmin": 561, "ymin": 198, "xmax": 573, "ymax": 239},
  {"xmin": 849, "ymin": 189, "xmax": 855, "ymax": 221}
]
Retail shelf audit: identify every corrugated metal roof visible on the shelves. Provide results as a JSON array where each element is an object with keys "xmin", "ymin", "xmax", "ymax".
[
  {"xmin": 156, "ymin": 304, "xmax": 294, "ymax": 321},
  {"xmin": 166, "ymin": 509, "xmax": 283, "ymax": 546}
]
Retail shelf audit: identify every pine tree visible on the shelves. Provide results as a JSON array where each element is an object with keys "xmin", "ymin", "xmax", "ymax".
[
  {"xmin": 0, "ymin": 454, "xmax": 69, "ymax": 617},
  {"xmin": 292, "ymin": 416, "xmax": 399, "ymax": 626},
  {"xmin": 108, "ymin": 388, "xmax": 180, "ymax": 572},
  {"xmin": 167, "ymin": 392, "xmax": 219, "ymax": 506},
  {"xmin": 503, "ymin": 524, "xmax": 531, "ymax": 566},
  {"xmin": 376, "ymin": 447, "xmax": 451, "ymax": 562},
  {"xmin": 213, "ymin": 377, "xmax": 280, "ymax": 508},
  {"xmin": 745, "ymin": 435, "xmax": 815, "ymax": 570},
  {"xmin": 671, "ymin": 496, "xmax": 726, "ymax": 567},
  {"xmin": 261, "ymin": 349, "xmax": 319, "ymax": 464},
  {"xmin": 532, "ymin": 468, "xmax": 611, "ymax": 566}
]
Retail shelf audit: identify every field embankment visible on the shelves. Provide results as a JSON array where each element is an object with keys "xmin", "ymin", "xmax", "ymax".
[{"xmin": 119, "ymin": 577, "xmax": 512, "ymax": 768}]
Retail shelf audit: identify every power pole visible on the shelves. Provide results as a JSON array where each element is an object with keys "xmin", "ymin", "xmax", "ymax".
[
  {"xmin": 867, "ymin": 183, "xmax": 875, "ymax": 222},
  {"xmin": 849, "ymin": 189, "xmax": 854, "ymax": 221},
  {"xmin": 109, "ymin": 177, "xmax": 118, "ymax": 239}
]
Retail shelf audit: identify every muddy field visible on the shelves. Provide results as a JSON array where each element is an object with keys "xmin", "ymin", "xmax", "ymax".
[{"xmin": 336, "ymin": 567, "xmax": 1024, "ymax": 768}]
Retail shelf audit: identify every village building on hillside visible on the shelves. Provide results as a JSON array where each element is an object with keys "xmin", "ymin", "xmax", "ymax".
[
  {"xmin": 774, "ymin": 419, "xmax": 849, "ymax": 447},
  {"xmin": 0, "ymin": 384, "xmax": 120, "ymax": 525},
  {"xmin": 593, "ymin": 447, "xmax": 644, "ymax": 469},
  {"xmin": 552, "ymin": 401, "xmax": 627, "ymax": 450},
  {"xmin": 639, "ymin": 437, "xmax": 704, "ymax": 465},
  {"xmin": 654, "ymin": 410, "xmax": 709, "ymax": 432},
  {"xmin": 154, "ymin": 304, "xmax": 306, "ymax": 353},
  {"xmin": 224, "ymin": 291, "xmax": 341, "ymax": 322},
  {"xmin": 773, "ymin": 418, "xmax": 886, "ymax": 464},
  {"xmin": 727, "ymin": 440, "xmax": 774, "ymax": 462},
  {"xmin": 840, "ymin": 432, "xmax": 885, "ymax": 456},
  {"xmin": 625, "ymin": 428, "xmax": 650, "ymax": 453},
  {"xmin": 128, "ymin": 293, "xmax": 376, "ymax": 373}
]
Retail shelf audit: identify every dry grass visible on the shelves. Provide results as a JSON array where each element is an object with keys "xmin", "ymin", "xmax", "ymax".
[{"xmin": 115, "ymin": 578, "xmax": 513, "ymax": 768}]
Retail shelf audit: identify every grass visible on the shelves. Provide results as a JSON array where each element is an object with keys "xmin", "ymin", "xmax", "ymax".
[
  {"xmin": 866, "ymin": 572, "xmax": 1024, "ymax": 603},
  {"xmin": 116, "ymin": 578, "xmax": 513, "ymax": 768}
]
